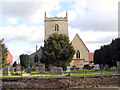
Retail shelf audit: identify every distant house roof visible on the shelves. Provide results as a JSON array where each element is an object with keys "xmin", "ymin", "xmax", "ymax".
[{"xmin": 7, "ymin": 49, "xmax": 13, "ymax": 58}]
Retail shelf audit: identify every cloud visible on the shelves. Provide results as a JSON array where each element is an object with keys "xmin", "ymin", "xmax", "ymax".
[
  {"xmin": 7, "ymin": 17, "xmax": 17, "ymax": 24},
  {"xmin": 55, "ymin": 5, "xmax": 61, "ymax": 11},
  {"xmin": 56, "ymin": 10, "xmax": 77, "ymax": 22},
  {"xmin": 0, "ymin": 24, "xmax": 44, "ymax": 43},
  {"xmin": 0, "ymin": 0, "xmax": 119, "ymax": 62},
  {"xmin": 70, "ymin": 0, "xmax": 118, "ymax": 32},
  {"xmin": 0, "ymin": 0, "xmax": 61, "ymax": 24},
  {"xmin": 68, "ymin": 26, "xmax": 118, "ymax": 52}
]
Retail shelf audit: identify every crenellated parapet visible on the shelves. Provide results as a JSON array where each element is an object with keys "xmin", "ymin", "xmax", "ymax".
[
  {"xmin": 45, "ymin": 17, "xmax": 68, "ymax": 21},
  {"xmin": 44, "ymin": 11, "xmax": 68, "ymax": 21}
]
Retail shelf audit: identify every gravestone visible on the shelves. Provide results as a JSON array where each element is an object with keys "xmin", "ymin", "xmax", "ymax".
[
  {"xmin": 100, "ymin": 64, "xmax": 104, "ymax": 69},
  {"xmin": 50, "ymin": 67, "xmax": 63, "ymax": 75},
  {"xmin": 27, "ymin": 67, "xmax": 31, "ymax": 73},
  {"xmin": 35, "ymin": 64, "xmax": 45, "ymax": 73},
  {"xmin": 117, "ymin": 61, "xmax": 120, "ymax": 73},
  {"xmin": 66, "ymin": 66, "xmax": 70, "ymax": 73},
  {"xmin": 72, "ymin": 66, "xmax": 76, "ymax": 70},
  {"xmin": 3, "ymin": 67, "xmax": 9, "ymax": 76},
  {"xmin": 14, "ymin": 67, "xmax": 17, "ymax": 72},
  {"xmin": 93, "ymin": 64, "xmax": 100, "ymax": 70},
  {"xmin": 38, "ymin": 64, "xmax": 45, "ymax": 73},
  {"xmin": 105, "ymin": 65, "xmax": 110, "ymax": 71},
  {"xmin": 10, "ymin": 68, "xmax": 14, "ymax": 75},
  {"xmin": 79, "ymin": 65, "xmax": 83, "ymax": 70},
  {"xmin": 35, "ymin": 66, "xmax": 39, "ymax": 72},
  {"xmin": 21, "ymin": 66, "xmax": 25, "ymax": 71}
]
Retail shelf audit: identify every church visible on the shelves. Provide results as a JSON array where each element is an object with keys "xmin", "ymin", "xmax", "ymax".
[{"xmin": 30, "ymin": 12, "xmax": 94, "ymax": 68}]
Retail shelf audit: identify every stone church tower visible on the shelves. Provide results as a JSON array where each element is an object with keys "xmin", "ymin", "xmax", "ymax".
[
  {"xmin": 44, "ymin": 12, "xmax": 68, "ymax": 40},
  {"xmin": 29, "ymin": 12, "xmax": 94, "ymax": 68}
]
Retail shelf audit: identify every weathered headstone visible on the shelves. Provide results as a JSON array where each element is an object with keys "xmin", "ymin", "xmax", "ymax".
[
  {"xmin": 14, "ymin": 67, "xmax": 17, "ymax": 72},
  {"xmin": 93, "ymin": 64, "xmax": 100, "ymax": 70},
  {"xmin": 35, "ymin": 66, "xmax": 39, "ymax": 72},
  {"xmin": 117, "ymin": 61, "xmax": 120, "ymax": 73},
  {"xmin": 105, "ymin": 65, "xmax": 110, "ymax": 71},
  {"xmin": 100, "ymin": 64, "xmax": 104, "ymax": 69},
  {"xmin": 3, "ymin": 67, "xmax": 9, "ymax": 76},
  {"xmin": 66, "ymin": 66, "xmax": 70, "ymax": 73},
  {"xmin": 72, "ymin": 66, "xmax": 76, "ymax": 70},
  {"xmin": 79, "ymin": 65, "xmax": 83, "ymax": 70},
  {"xmin": 50, "ymin": 67, "xmax": 63, "ymax": 75},
  {"xmin": 10, "ymin": 68, "xmax": 14, "ymax": 75},
  {"xmin": 21, "ymin": 66, "xmax": 25, "ymax": 71},
  {"xmin": 27, "ymin": 67, "xmax": 31, "ymax": 73},
  {"xmin": 38, "ymin": 64, "xmax": 45, "ymax": 73}
]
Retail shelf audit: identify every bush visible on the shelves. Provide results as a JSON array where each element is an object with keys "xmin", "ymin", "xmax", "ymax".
[{"xmin": 84, "ymin": 64, "xmax": 91, "ymax": 70}]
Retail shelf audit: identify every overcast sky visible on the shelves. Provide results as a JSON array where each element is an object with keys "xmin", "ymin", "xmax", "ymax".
[{"xmin": 0, "ymin": 0, "xmax": 119, "ymax": 63}]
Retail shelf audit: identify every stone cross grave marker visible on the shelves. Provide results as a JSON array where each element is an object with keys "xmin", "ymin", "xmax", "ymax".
[
  {"xmin": 105, "ymin": 65, "xmax": 110, "ymax": 71},
  {"xmin": 93, "ymin": 64, "xmax": 100, "ymax": 70},
  {"xmin": 3, "ymin": 67, "xmax": 10, "ymax": 76},
  {"xmin": 79, "ymin": 65, "xmax": 83, "ymax": 70},
  {"xmin": 27, "ymin": 67, "xmax": 31, "ymax": 73},
  {"xmin": 50, "ymin": 67, "xmax": 63, "ymax": 75}
]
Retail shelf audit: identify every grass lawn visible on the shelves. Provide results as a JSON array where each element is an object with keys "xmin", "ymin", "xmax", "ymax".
[{"xmin": 2, "ymin": 68, "xmax": 119, "ymax": 77}]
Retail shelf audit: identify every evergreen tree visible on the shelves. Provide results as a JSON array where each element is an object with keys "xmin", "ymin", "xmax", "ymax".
[
  {"xmin": 19, "ymin": 54, "xmax": 30, "ymax": 68},
  {"xmin": 13, "ymin": 61, "xmax": 17, "ymax": 67},
  {"xmin": 0, "ymin": 40, "xmax": 8, "ymax": 67},
  {"xmin": 111, "ymin": 38, "xmax": 120, "ymax": 66},
  {"xmin": 94, "ymin": 38, "xmax": 120, "ymax": 67},
  {"xmin": 40, "ymin": 33, "xmax": 75, "ymax": 70}
]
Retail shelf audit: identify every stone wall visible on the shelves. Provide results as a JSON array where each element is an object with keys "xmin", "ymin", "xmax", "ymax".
[
  {"xmin": 70, "ymin": 59, "xmax": 87, "ymax": 68},
  {"xmin": 71, "ymin": 34, "xmax": 89, "ymax": 61},
  {"xmin": 2, "ymin": 75, "xmax": 120, "ymax": 89},
  {"xmin": 70, "ymin": 34, "xmax": 89, "ymax": 68}
]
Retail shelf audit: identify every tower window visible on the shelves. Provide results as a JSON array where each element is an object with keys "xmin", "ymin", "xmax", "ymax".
[
  {"xmin": 76, "ymin": 50, "xmax": 80, "ymax": 59},
  {"xmin": 55, "ymin": 24, "xmax": 59, "ymax": 31},
  {"xmin": 34, "ymin": 55, "xmax": 38, "ymax": 62}
]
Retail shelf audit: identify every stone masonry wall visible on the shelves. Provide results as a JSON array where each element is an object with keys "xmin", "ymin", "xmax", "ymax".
[{"xmin": 2, "ymin": 75, "xmax": 120, "ymax": 89}]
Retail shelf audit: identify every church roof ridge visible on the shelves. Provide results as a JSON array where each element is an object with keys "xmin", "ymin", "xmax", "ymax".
[{"xmin": 29, "ymin": 47, "xmax": 42, "ymax": 56}]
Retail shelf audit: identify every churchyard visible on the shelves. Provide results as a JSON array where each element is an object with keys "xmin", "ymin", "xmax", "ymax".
[
  {"xmin": 1, "ymin": 66, "xmax": 119, "ymax": 77},
  {"xmin": 1, "ymin": 64, "xmax": 120, "ymax": 89}
]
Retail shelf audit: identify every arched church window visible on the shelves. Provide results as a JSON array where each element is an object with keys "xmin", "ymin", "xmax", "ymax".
[
  {"xmin": 34, "ymin": 55, "xmax": 38, "ymax": 62},
  {"xmin": 55, "ymin": 24, "xmax": 59, "ymax": 31},
  {"xmin": 76, "ymin": 50, "xmax": 80, "ymax": 59}
]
